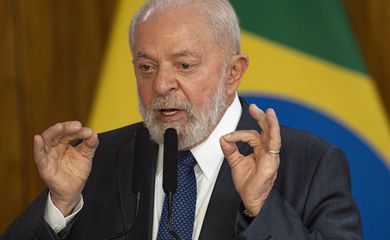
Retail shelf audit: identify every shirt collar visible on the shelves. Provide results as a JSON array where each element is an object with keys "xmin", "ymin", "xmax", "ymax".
[{"xmin": 156, "ymin": 94, "xmax": 242, "ymax": 180}]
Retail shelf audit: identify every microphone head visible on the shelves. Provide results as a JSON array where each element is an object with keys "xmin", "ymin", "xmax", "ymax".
[
  {"xmin": 163, "ymin": 128, "xmax": 178, "ymax": 193},
  {"xmin": 132, "ymin": 126, "xmax": 152, "ymax": 193}
]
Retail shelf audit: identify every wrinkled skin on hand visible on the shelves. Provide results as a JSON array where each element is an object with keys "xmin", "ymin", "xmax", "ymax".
[{"xmin": 33, "ymin": 121, "xmax": 99, "ymax": 216}]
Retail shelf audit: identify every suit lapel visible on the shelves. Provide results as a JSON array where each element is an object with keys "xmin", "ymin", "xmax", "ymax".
[
  {"xmin": 116, "ymin": 131, "xmax": 158, "ymax": 240},
  {"xmin": 199, "ymin": 99, "xmax": 261, "ymax": 240}
]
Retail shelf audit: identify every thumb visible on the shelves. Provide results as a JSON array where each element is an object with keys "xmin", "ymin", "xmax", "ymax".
[{"xmin": 79, "ymin": 132, "xmax": 99, "ymax": 157}]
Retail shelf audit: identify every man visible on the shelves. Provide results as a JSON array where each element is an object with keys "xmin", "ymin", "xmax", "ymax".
[{"xmin": 2, "ymin": 0, "xmax": 362, "ymax": 239}]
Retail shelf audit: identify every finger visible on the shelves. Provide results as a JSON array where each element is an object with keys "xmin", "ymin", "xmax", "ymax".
[
  {"xmin": 51, "ymin": 121, "xmax": 84, "ymax": 146},
  {"xmin": 41, "ymin": 121, "xmax": 82, "ymax": 149},
  {"xmin": 58, "ymin": 127, "xmax": 94, "ymax": 146},
  {"xmin": 222, "ymin": 130, "xmax": 261, "ymax": 148},
  {"xmin": 265, "ymin": 109, "xmax": 281, "ymax": 151},
  {"xmin": 48, "ymin": 127, "xmax": 93, "ymax": 156},
  {"xmin": 79, "ymin": 132, "xmax": 99, "ymax": 153},
  {"xmin": 248, "ymin": 104, "xmax": 268, "ymax": 132},
  {"xmin": 33, "ymin": 135, "xmax": 46, "ymax": 169},
  {"xmin": 220, "ymin": 135, "xmax": 243, "ymax": 167}
]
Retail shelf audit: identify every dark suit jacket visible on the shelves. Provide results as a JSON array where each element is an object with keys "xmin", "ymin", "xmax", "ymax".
[{"xmin": 2, "ymin": 99, "xmax": 362, "ymax": 239}]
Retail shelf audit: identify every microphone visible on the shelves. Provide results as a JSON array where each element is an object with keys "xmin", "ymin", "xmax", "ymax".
[
  {"xmin": 163, "ymin": 128, "xmax": 181, "ymax": 240},
  {"xmin": 106, "ymin": 126, "xmax": 152, "ymax": 240},
  {"xmin": 163, "ymin": 128, "xmax": 178, "ymax": 194}
]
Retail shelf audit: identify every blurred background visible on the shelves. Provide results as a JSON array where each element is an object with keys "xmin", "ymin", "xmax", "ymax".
[{"xmin": 1, "ymin": 0, "xmax": 389, "ymax": 238}]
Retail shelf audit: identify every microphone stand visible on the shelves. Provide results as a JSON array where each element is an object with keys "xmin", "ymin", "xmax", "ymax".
[
  {"xmin": 167, "ymin": 192, "xmax": 181, "ymax": 240},
  {"xmin": 106, "ymin": 126, "xmax": 152, "ymax": 240}
]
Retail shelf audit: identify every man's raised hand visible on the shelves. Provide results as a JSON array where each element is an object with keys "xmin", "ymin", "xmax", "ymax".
[
  {"xmin": 33, "ymin": 121, "xmax": 99, "ymax": 216},
  {"xmin": 220, "ymin": 104, "xmax": 281, "ymax": 217}
]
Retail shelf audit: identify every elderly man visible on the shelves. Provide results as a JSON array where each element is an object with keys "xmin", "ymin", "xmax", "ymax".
[{"xmin": 2, "ymin": 0, "xmax": 362, "ymax": 239}]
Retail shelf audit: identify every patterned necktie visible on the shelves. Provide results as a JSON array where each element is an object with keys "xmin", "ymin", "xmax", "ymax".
[{"xmin": 157, "ymin": 150, "xmax": 197, "ymax": 240}]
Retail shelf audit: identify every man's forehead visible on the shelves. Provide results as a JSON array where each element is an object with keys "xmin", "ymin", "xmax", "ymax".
[{"xmin": 132, "ymin": 5, "xmax": 224, "ymax": 60}]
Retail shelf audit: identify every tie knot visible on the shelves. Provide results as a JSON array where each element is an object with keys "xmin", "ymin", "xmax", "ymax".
[{"xmin": 178, "ymin": 150, "xmax": 197, "ymax": 168}]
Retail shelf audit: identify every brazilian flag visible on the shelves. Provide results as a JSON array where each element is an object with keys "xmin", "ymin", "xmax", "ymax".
[{"xmin": 89, "ymin": 0, "xmax": 390, "ymax": 239}]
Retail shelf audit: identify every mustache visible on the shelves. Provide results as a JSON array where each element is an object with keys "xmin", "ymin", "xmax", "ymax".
[{"xmin": 151, "ymin": 95, "xmax": 194, "ymax": 114}]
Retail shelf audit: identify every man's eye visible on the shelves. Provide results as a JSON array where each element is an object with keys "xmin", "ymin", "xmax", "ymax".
[
  {"xmin": 178, "ymin": 63, "xmax": 194, "ymax": 72},
  {"xmin": 139, "ymin": 64, "xmax": 153, "ymax": 72},
  {"xmin": 181, "ymin": 63, "xmax": 191, "ymax": 69}
]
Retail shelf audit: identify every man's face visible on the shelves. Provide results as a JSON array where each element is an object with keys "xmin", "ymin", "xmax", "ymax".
[{"xmin": 133, "ymin": 8, "xmax": 233, "ymax": 149}]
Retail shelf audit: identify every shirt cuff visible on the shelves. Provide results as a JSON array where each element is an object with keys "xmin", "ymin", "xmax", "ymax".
[{"xmin": 44, "ymin": 192, "xmax": 84, "ymax": 234}]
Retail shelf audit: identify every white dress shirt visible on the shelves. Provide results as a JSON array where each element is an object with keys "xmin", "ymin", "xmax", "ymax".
[
  {"xmin": 44, "ymin": 193, "xmax": 83, "ymax": 233},
  {"xmin": 44, "ymin": 94, "xmax": 242, "ymax": 239}
]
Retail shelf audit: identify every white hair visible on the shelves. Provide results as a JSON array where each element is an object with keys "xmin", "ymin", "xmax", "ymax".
[{"xmin": 129, "ymin": 0, "xmax": 241, "ymax": 55}]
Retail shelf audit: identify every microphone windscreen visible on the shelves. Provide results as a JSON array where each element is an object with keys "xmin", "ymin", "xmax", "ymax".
[
  {"xmin": 163, "ymin": 128, "xmax": 178, "ymax": 193},
  {"xmin": 133, "ymin": 126, "xmax": 152, "ymax": 193}
]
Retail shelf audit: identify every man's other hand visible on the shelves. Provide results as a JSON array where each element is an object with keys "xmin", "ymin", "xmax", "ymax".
[
  {"xmin": 220, "ymin": 104, "xmax": 281, "ymax": 217},
  {"xmin": 33, "ymin": 121, "xmax": 99, "ymax": 216}
]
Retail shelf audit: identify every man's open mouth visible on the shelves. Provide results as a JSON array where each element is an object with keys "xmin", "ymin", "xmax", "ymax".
[{"xmin": 160, "ymin": 108, "xmax": 179, "ymax": 116}]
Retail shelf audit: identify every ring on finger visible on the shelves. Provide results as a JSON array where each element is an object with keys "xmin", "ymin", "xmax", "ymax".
[{"xmin": 268, "ymin": 149, "xmax": 280, "ymax": 154}]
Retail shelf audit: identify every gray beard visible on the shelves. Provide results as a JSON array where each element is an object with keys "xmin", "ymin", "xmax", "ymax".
[{"xmin": 138, "ymin": 73, "xmax": 228, "ymax": 150}]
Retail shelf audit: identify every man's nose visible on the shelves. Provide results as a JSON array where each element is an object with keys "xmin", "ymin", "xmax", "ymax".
[{"xmin": 152, "ymin": 65, "xmax": 178, "ymax": 95}]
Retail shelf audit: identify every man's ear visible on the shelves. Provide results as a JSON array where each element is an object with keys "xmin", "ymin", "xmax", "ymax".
[{"xmin": 226, "ymin": 54, "xmax": 249, "ymax": 95}]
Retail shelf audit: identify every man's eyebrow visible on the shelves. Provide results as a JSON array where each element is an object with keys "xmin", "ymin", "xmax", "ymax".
[
  {"xmin": 134, "ymin": 52, "xmax": 155, "ymax": 60},
  {"xmin": 171, "ymin": 50, "xmax": 202, "ymax": 59}
]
